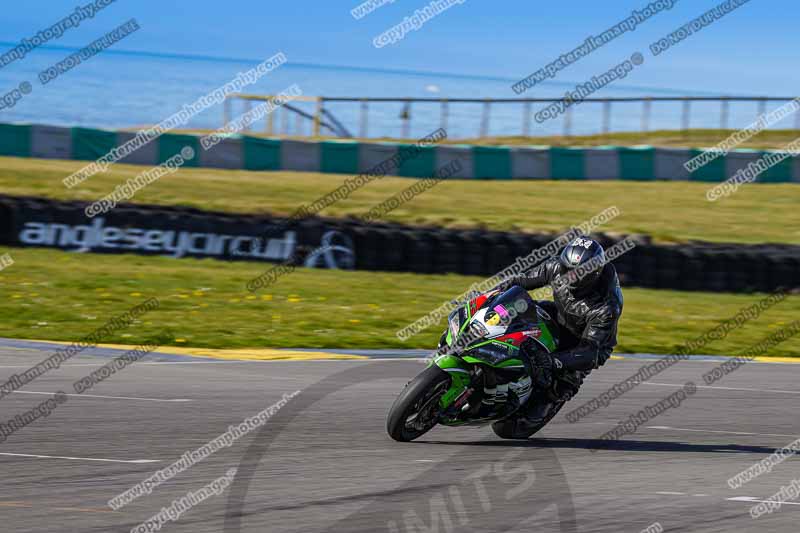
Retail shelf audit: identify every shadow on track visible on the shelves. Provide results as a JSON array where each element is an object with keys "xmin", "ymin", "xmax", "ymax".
[
  {"xmin": 224, "ymin": 361, "xmax": 579, "ymax": 532},
  {"xmin": 418, "ymin": 437, "xmax": 785, "ymax": 455}
]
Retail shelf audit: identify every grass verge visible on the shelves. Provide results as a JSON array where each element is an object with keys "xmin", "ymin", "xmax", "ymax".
[
  {"xmin": 2, "ymin": 156, "xmax": 798, "ymax": 244},
  {"xmin": 1, "ymin": 247, "xmax": 798, "ymax": 356}
]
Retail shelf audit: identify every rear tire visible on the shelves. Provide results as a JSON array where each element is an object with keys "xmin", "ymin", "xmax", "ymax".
[
  {"xmin": 491, "ymin": 399, "xmax": 567, "ymax": 439},
  {"xmin": 387, "ymin": 366, "xmax": 452, "ymax": 442},
  {"xmin": 493, "ymin": 368, "xmax": 586, "ymax": 440}
]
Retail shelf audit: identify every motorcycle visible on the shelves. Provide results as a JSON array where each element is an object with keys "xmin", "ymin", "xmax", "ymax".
[{"xmin": 387, "ymin": 286, "xmax": 584, "ymax": 442}]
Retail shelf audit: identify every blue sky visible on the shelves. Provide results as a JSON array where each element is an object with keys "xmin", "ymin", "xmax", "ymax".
[{"xmin": 0, "ymin": 0, "xmax": 795, "ymax": 95}]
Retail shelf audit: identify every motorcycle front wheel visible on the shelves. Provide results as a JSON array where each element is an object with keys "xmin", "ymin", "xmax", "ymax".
[{"xmin": 387, "ymin": 365, "xmax": 451, "ymax": 442}]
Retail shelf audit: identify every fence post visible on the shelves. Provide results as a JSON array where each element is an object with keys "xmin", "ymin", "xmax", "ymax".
[
  {"xmin": 440, "ymin": 99, "xmax": 449, "ymax": 135},
  {"xmin": 480, "ymin": 98, "xmax": 491, "ymax": 138},
  {"xmin": 360, "ymin": 99, "xmax": 368, "ymax": 138},
  {"xmin": 267, "ymin": 105, "xmax": 275, "ymax": 135},
  {"xmin": 758, "ymin": 97, "xmax": 767, "ymax": 118},
  {"xmin": 602, "ymin": 101, "xmax": 611, "ymax": 133},
  {"xmin": 564, "ymin": 106, "xmax": 572, "ymax": 137},
  {"xmin": 681, "ymin": 100, "xmax": 691, "ymax": 131},
  {"xmin": 641, "ymin": 98, "xmax": 651, "ymax": 132},
  {"xmin": 523, "ymin": 101, "xmax": 531, "ymax": 137},
  {"xmin": 243, "ymin": 99, "xmax": 252, "ymax": 132},
  {"xmin": 401, "ymin": 100, "xmax": 411, "ymax": 138},
  {"xmin": 313, "ymin": 97, "xmax": 323, "ymax": 137},
  {"xmin": 720, "ymin": 98, "xmax": 729, "ymax": 130},
  {"xmin": 223, "ymin": 96, "xmax": 231, "ymax": 129}
]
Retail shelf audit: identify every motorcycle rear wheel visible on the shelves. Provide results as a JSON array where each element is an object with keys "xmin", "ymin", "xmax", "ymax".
[
  {"xmin": 387, "ymin": 366, "xmax": 452, "ymax": 442},
  {"xmin": 491, "ymin": 399, "xmax": 567, "ymax": 439}
]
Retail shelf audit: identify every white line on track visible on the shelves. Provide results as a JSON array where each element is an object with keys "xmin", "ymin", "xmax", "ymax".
[
  {"xmin": 9, "ymin": 391, "xmax": 192, "ymax": 402},
  {"xmin": 656, "ymin": 491, "xmax": 686, "ymax": 495},
  {"xmin": 644, "ymin": 382, "xmax": 800, "ymax": 395},
  {"xmin": 727, "ymin": 496, "xmax": 800, "ymax": 507},
  {"xmin": 646, "ymin": 426, "xmax": 800, "ymax": 438},
  {"xmin": 0, "ymin": 452, "xmax": 159, "ymax": 463}
]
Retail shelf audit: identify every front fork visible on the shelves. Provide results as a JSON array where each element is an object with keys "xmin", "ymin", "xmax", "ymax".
[
  {"xmin": 431, "ymin": 355, "xmax": 522, "ymax": 419},
  {"xmin": 431, "ymin": 353, "xmax": 475, "ymax": 410}
]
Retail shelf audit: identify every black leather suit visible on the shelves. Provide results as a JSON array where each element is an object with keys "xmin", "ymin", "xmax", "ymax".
[{"xmin": 504, "ymin": 258, "xmax": 623, "ymax": 372}]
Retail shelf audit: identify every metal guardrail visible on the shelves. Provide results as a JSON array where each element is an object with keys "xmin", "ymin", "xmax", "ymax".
[{"xmin": 223, "ymin": 95, "xmax": 800, "ymax": 139}]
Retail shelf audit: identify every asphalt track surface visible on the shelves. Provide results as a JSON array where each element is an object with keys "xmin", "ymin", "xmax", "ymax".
[{"xmin": 1, "ymin": 340, "xmax": 799, "ymax": 532}]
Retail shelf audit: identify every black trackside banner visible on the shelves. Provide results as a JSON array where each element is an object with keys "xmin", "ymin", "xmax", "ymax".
[
  {"xmin": 0, "ymin": 196, "xmax": 356, "ymax": 268},
  {"xmin": 0, "ymin": 195, "xmax": 795, "ymax": 293}
]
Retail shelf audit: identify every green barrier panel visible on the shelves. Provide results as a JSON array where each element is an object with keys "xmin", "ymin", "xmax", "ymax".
[
  {"xmin": 473, "ymin": 146, "xmax": 512, "ymax": 179},
  {"xmin": 397, "ymin": 145, "xmax": 436, "ymax": 177},
  {"xmin": 320, "ymin": 141, "xmax": 359, "ymax": 174},
  {"xmin": 157, "ymin": 134, "xmax": 200, "ymax": 167},
  {"xmin": 619, "ymin": 146, "xmax": 655, "ymax": 180},
  {"xmin": 550, "ymin": 147, "xmax": 584, "ymax": 179},
  {"xmin": 71, "ymin": 127, "xmax": 116, "ymax": 161},
  {"xmin": 0, "ymin": 124, "xmax": 31, "ymax": 157},
  {"xmin": 689, "ymin": 148, "xmax": 725, "ymax": 182},
  {"xmin": 757, "ymin": 151, "xmax": 793, "ymax": 183},
  {"xmin": 243, "ymin": 136, "xmax": 281, "ymax": 170}
]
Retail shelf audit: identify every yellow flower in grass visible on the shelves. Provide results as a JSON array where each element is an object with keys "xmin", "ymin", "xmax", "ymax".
[
  {"xmin": 176, "ymin": 338, "xmax": 186, "ymax": 343},
  {"xmin": 349, "ymin": 319, "xmax": 361, "ymax": 324},
  {"xmin": 245, "ymin": 295, "xmax": 256, "ymax": 300},
  {"xmin": 288, "ymin": 297, "xmax": 301, "ymax": 303},
  {"xmin": 261, "ymin": 294, "xmax": 273, "ymax": 301},
  {"xmin": 129, "ymin": 292, "xmax": 142, "ymax": 297}
]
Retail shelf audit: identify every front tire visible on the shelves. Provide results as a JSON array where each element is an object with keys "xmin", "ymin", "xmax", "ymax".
[{"xmin": 387, "ymin": 366, "xmax": 451, "ymax": 442}]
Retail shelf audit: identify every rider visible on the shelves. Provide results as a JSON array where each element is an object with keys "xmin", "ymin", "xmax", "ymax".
[{"xmin": 494, "ymin": 236, "xmax": 623, "ymax": 423}]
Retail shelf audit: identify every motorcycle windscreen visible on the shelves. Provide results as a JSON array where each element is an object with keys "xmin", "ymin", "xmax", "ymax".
[{"xmin": 487, "ymin": 285, "xmax": 537, "ymax": 325}]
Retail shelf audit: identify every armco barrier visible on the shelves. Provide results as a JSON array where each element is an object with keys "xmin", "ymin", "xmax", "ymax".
[
  {"xmin": 1, "ymin": 122, "xmax": 799, "ymax": 182},
  {"xmin": 0, "ymin": 194, "xmax": 798, "ymax": 293}
]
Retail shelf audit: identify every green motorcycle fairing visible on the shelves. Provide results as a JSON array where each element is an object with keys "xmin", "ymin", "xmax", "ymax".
[{"xmin": 432, "ymin": 287, "xmax": 557, "ymax": 412}]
